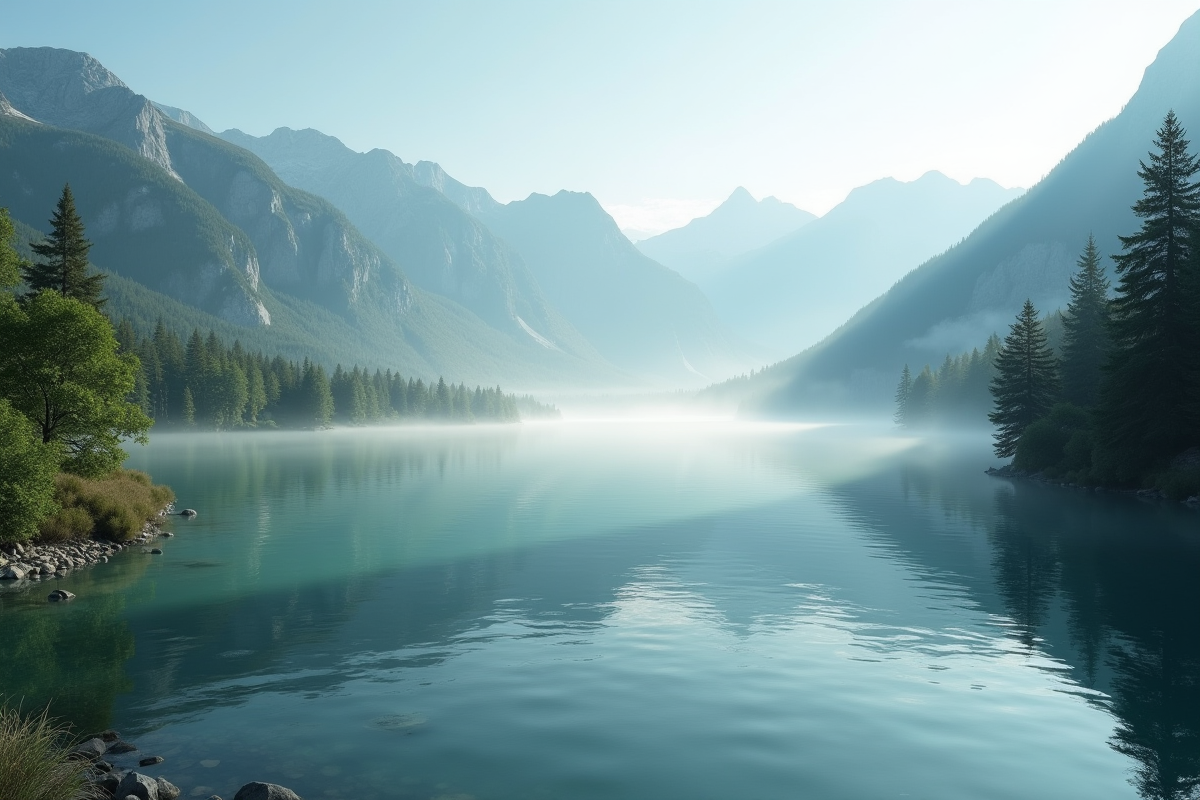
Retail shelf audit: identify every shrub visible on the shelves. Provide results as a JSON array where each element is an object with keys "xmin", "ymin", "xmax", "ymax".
[
  {"xmin": 0, "ymin": 703, "xmax": 99, "ymax": 800},
  {"xmin": 39, "ymin": 470, "xmax": 174, "ymax": 543},
  {"xmin": 0, "ymin": 399, "xmax": 60, "ymax": 544},
  {"xmin": 36, "ymin": 507, "xmax": 93, "ymax": 543},
  {"xmin": 1013, "ymin": 403, "xmax": 1092, "ymax": 474}
]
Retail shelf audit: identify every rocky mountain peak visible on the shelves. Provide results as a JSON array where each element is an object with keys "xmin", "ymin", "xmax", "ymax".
[{"xmin": 0, "ymin": 46, "xmax": 177, "ymax": 178}]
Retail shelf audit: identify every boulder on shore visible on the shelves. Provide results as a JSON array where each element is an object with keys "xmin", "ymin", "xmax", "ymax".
[
  {"xmin": 234, "ymin": 782, "xmax": 303, "ymax": 800},
  {"xmin": 116, "ymin": 771, "xmax": 161, "ymax": 800},
  {"xmin": 70, "ymin": 737, "xmax": 107, "ymax": 760}
]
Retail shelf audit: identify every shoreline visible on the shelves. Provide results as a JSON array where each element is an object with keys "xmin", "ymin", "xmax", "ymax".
[
  {"xmin": 985, "ymin": 464, "xmax": 1200, "ymax": 507},
  {"xmin": 0, "ymin": 503, "xmax": 176, "ymax": 592}
]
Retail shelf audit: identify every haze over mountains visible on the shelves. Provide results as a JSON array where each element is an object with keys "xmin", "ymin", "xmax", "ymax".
[
  {"xmin": 635, "ymin": 188, "xmax": 815, "ymax": 284},
  {"xmin": 743, "ymin": 8, "xmax": 1200, "ymax": 416},
  {"xmin": 222, "ymin": 127, "xmax": 751, "ymax": 382},
  {"xmin": 698, "ymin": 172, "xmax": 1023, "ymax": 356},
  {"xmin": 3, "ymin": 2, "xmax": 1195, "ymax": 413}
]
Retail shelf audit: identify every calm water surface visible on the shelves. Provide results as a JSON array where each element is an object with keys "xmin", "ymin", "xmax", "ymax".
[{"xmin": 3, "ymin": 421, "xmax": 1199, "ymax": 800}]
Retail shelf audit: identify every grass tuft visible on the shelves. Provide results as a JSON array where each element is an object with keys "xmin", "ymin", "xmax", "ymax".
[
  {"xmin": 0, "ymin": 703, "xmax": 99, "ymax": 800},
  {"xmin": 38, "ymin": 470, "xmax": 174, "ymax": 543}
]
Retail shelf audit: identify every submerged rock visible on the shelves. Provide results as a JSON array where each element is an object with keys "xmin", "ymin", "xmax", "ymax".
[
  {"xmin": 108, "ymin": 740, "xmax": 138, "ymax": 754},
  {"xmin": 181, "ymin": 509, "xmax": 197, "ymax": 518},
  {"xmin": 48, "ymin": 589, "xmax": 76, "ymax": 602},
  {"xmin": 233, "ymin": 782, "xmax": 303, "ymax": 800},
  {"xmin": 140, "ymin": 755, "xmax": 165, "ymax": 766}
]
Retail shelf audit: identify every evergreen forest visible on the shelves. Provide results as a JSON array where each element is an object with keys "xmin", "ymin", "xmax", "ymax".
[{"xmin": 895, "ymin": 111, "xmax": 1200, "ymax": 497}]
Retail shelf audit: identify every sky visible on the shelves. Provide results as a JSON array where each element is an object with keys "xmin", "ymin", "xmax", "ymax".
[{"xmin": 4, "ymin": 1, "xmax": 1198, "ymax": 236}]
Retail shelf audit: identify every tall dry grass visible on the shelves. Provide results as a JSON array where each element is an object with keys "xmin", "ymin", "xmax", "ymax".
[
  {"xmin": 38, "ymin": 470, "xmax": 174, "ymax": 542},
  {"xmin": 0, "ymin": 704, "xmax": 98, "ymax": 800}
]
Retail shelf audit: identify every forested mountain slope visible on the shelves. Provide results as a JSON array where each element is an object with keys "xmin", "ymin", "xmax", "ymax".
[
  {"xmin": 745, "ymin": 9, "xmax": 1200, "ymax": 416},
  {"xmin": 219, "ymin": 127, "xmax": 609, "ymax": 370},
  {"xmin": 477, "ymin": 190, "xmax": 756, "ymax": 383},
  {"xmin": 0, "ymin": 46, "xmax": 620, "ymax": 387}
]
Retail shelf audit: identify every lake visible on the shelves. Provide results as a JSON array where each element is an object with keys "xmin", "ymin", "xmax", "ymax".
[{"xmin": 2, "ymin": 421, "xmax": 1198, "ymax": 800}]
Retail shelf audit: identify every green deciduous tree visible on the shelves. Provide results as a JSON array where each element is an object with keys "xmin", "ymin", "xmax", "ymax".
[
  {"xmin": 989, "ymin": 299, "xmax": 1060, "ymax": 458},
  {"xmin": 1060, "ymin": 235, "xmax": 1112, "ymax": 408},
  {"xmin": 0, "ymin": 291, "xmax": 151, "ymax": 476},
  {"xmin": 1100, "ymin": 110, "xmax": 1200, "ymax": 470},
  {"xmin": 0, "ymin": 399, "xmax": 60, "ymax": 544},
  {"xmin": 22, "ymin": 184, "xmax": 105, "ymax": 309}
]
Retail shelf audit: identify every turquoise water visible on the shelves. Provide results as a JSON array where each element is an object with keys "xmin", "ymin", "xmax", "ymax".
[{"xmin": 3, "ymin": 421, "xmax": 1198, "ymax": 799}]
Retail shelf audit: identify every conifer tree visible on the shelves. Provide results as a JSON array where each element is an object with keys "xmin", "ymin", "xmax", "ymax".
[
  {"xmin": 23, "ymin": 184, "xmax": 105, "ymax": 308},
  {"xmin": 0, "ymin": 207, "xmax": 24, "ymax": 290},
  {"xmin": 989, "ymin": 300, "xmax": 1059, "ymax": 457},
  {"xmin": 1059, "ymin": 235, "xmax": 1111, "ymax": 407},
  {"xmin": 894, "ymin": 365, "xmax": 912, "ymax": 427},
  {"xmin": 1099, "ymin": 110, "xmax": 1200, "ymax": 469}
]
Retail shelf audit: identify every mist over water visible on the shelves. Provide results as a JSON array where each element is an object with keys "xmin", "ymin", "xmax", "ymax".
[{"xmin": 3, "ymin": 421, "xmax": 1196, "ymax": 799}]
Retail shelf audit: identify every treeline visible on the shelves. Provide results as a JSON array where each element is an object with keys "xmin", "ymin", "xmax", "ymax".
[
  {"xmin": 898, "ymin": 111, "xmax": 1200, "ymax": 496},
  {"xmin": 893, "ymin": 336, "xmax": 1000, "ymax": 426},
  {"xmin": 112, "ymin": 321, "xmax": 556, "ymax": 429}
]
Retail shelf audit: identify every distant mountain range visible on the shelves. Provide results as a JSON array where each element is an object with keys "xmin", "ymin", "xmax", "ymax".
[
  {"xmin": 635, "ymin": 188, "xmax": 815, "ymax": 284},
  {"xmin": 700, "ymin": 172, "xmax": 1022, "ymax": 356},
  {"xmin": 221, "ymin": 127, "xmax": 751, "ymax": 384},
  {"xmin": 0, "ymin": 47, "xmax": 745, "ymax": 388},
  {"xmin": 742, "ymin": 8, "xmax": 1200, "ymax": 416}
]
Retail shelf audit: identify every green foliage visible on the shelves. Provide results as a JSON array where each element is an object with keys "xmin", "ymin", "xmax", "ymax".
[
  {"xmin": 22, "ymin": 184, "xmax": 105, "ymax": 309},
  {"xmin": 0, "ymin": 399, "xmax": 60, "ymax": 544},
  {"xmin": 0, "ymin": 207, "xmax": 23, "ymax": 289},
  {"xmin": 989, "ymin": 300, "xmax": 1060, "ymax": 457},
  {"xmin": 36, "ymin": 506, "xmax": 93, "ymax": 544},
  {"xmin": 1060, "ymin": 235, "xmax": 1111, "ymax": 407},
  {"xmin": 891, "ymin": 336, "xmax": 1000, "ymax": 429},
  {"xmin": 0, "ymin": 704, "xmax": 99, "ymax": 800},
  {"xmin": 1013, "ymin": 403, "xmax": 1091, "ymax": 474},
  {"xmin": 0, "ymin": 291, "xmax": 152, "ymax": 476},
  {"xmin": 893, "ymin": 365, "xmax": 912, "ymax": 426},
  {"xmin": 1099, "ymin": 110, "xmax": 1200, "ymax": 473},
  {"xmin": 47, "ymin": 470, "xmax": 174, "ymax": 542}
]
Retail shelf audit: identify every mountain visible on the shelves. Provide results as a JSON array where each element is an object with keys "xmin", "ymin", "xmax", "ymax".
[
  {"xmin": 705, "ymin": 172, "xmax": 1022, "ymax": 356},
  {"xmin": 634, "ymin": 187, "xmax": 815, "ymax": 284},
  {"xmin": 0, "ymin": 47, "xmax": 618, "ymax": 386},
  {"xmin": 476, "ymin": 191, "xmax": 755, "ymax": 383},
  {"xmin": 217, "ymin": 127, "xmax": 608, "ymax": 371},
  {"xmin": 746, "ymin": 9, "xmax": 1200, "ymax": 417}
]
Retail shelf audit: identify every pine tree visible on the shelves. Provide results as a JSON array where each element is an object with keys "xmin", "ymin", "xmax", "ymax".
[
  {"xmin": 1, "ymin": 207, "xmax": 25, "ymax": 290},
  {"xmin": 1059, "ymin": 235, "xmax": 1111, "ymax": 407},
  {"xmin": 23, "ymin": 184, "xmax": 105, "ymax": 308},
  {"xmin": 894, "ymin": 365, "xmax": 912, "ymax": 427},
  {"xmin": 1100, "ymin": 110, "xmax": 1200, "ymax": 469},
  {"xmin": 989, "ymin": 299, "xmax": 1060, "ymax": 458}
]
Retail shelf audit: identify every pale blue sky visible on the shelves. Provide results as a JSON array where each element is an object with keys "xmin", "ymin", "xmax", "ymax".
[{"xmin": 4, "ymin": 1, "xmax": 1198, "ymax": 233}]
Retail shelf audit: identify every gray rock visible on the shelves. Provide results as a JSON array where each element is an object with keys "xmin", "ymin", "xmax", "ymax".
[
  {"xmin": 139, "ymin": 755, "xmax": 165, "ymax": 766},
  {"xmin": 149, "ymin": 548, "xmax": 164, "ymax": 555},
  {"xmin": 233, "ymin": 782, "xmax": 303, "ymax": 800},
  {"xmin": 48, "ymin": 589, "xmax": 76, "ymax": 602},
  {"xmin": 181, "ymin": 509, "xmax": 197, "ymax": 518},
  {"xmin": 71, "ymin": 737, "xmax": 107, "ymax": 760},
  {"xmin": 0, "ymin": 563, "xmax": 30, "ymax": 580},
  {"xmin": 95, "ymin": 759, "xmax": 113, "ymax": 772},
  {"xmin": 156, "ymin": 777, "xmax": 181, "ymax": 800},
  {"xmin": 108, "ymin": 740, "xmax": 138, "ymax": 754},
  {"xmin": 116, "ymin": 771, "xmax": 160, "ymax": 800},
  {"xmin": 93, "ymin": 771, "xmax": 122, "ymax": 795}
]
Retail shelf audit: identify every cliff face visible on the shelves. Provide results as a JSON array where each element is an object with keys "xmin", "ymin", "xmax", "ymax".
[
  {"xmin": 220, "ymin": 127, "xmax": 605, "ymax": 364},
  {"xmin": 0, "ymin": 48, "xmax": 178, "ymax": 178},
  {"xmin": 0, "ymin": 115, "xmax": 268, "ymax": 326}
]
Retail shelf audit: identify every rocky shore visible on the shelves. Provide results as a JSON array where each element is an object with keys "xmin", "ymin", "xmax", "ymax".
[
  {"xmin": 985, "ymin": 464, "xmax": 1200, "ymax": 506},
  {"xmin": 0, "ymin": 504, "xmax": 177, "ymax": 592},
  {"xmin": 72, "ymin": 727, "xmax": 303, "ymax": 800}
]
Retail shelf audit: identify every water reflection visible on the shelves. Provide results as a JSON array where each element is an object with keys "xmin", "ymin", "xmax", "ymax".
[
  {"xmin": 3, "ymin": 425, "xmax": 1198, "ymax": 799},
  {"xmin": 867, "ymin": 446, "xmax": 1200, "ymax": 800}
]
